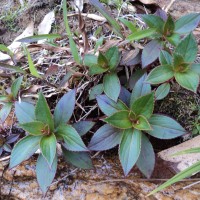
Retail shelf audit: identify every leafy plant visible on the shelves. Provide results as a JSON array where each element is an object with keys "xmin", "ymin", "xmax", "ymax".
[
  {"xmin": 0, "ymin": 76, "xmax": 23, "ymax": 123},
  {"xmin": 146, "ymin": 33, "xmax": 200, "ymax": 92},
  {"xmin": 127, "ymin": 12, "xmax": 200, "ymax": 67},
  {"xmin": 10, "ymin": 90, "xmax": 94, "ymax": 193},
  {"xmin": 84, "ymin": 46, "xmax": 121, "ymax": 101},
  {"xmin": 88, "ymin": 74, "xmax": 187, "ymax": 177}
]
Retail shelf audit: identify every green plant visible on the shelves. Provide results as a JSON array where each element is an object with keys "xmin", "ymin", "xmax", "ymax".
[
  {"xmin": 146, "ymin": 33, "xmax": 200, "ymax": 93},
  {"xmin": 10, "ymin": 90, "xmax": 94, "ymax": 193},
  {"xmin": 84, "ymin": 46, "xmax": 121, "ymax": 102},
  {"xmin": 88, "ymin": 74, "xmax": 187, "ymax": 176},
  {"xmin": 0, "ymin": 76, "xmax": 23, "ymax": 123},
  {"xmin": 127, "ymin": 12, "xmax": 200, "ymax": 68}
]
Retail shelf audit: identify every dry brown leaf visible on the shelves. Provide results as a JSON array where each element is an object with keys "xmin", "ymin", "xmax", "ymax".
[
  {"xmin": 45, "ymin": 65, "xmax": 59, "ymax": 77},
  {"xmin": 99, "ymin": 40, "xmax": 122, "ymax": 52}
]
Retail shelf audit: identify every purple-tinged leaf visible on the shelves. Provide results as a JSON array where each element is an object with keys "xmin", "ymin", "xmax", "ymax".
[
  {"xmin": 89, "ymin": 84, "xmax": 103, "ymax": 100},
  {"xmin": 154, "ymin": 9, "xmax": 167, "ymax": 21},
  {"xmin": 136, "ymin": 134, "xmax": 155, "ymax": 178},
  {"xmin": 129, "ymin": 69, "xmax": 146, "ymax": 90},
  {"xmin": 88, "ymin": 124, "xmax": 122, "ymax": 151},
  {"xmin": 0, "ymin": 103, "xmax": 12, "ymax": 123},
  {"xmin": 72, "ymin": 121, "xmax": 95, "ymax": 136},
  {"xmin": 147, "ymin": 114, "xmax": 187, "ymax": 139},
  {"xmin": 119, "ymin": 87, "xmax": 131, "ymax": 106},
  {"xmin": 6, "ymin": 134, "xmax": 19, "ymax": 144},
  {"xmin": 119, "ymin": 128, "xmax": 141, "ymax": 176}
]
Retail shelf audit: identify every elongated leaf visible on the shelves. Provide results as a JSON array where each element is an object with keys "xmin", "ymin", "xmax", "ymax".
[
  {"xmin": 147, "ymin": 114, "xmax": 186, "ymax": 139},
  {"xmin": 146, "ymin": 65, "xmax": 174, "ymax": 85},
  {"xmin": 103, "ymin": 73, "xmax": 121, "ymax": 102},
  {"xmin": 105, "ymin": 46, "xmax": 120, "ymax": 70},
  {"xmin": 40, "ymin": 134, "xmax": 57, "ymax": 166},
  {"xmin": 36, "ymin": 154, "xmax": 57, "ymax": 193},
  {"xmin": 119, "ymin": 87, "xmax": 131, "ymax": 106},
  {"xmin": 142, "ymin": 14, "xmax": 165, "ymax": 31},
  {"xmin": 35, "ymin": 92, "xmax": 54, "ymax": 131},
  {"xmin": 175, "ymin": 33, "xmax": 198, "ymax": 63},
  {"xmin": 167, "ymin": 33, "xmax": 180, "ymax": 46},
  {"xmin": 56, "ymin": 125, "xmax": 88, "ymax": 151},
  {"xmin": 175, "ymin": 70, "xmax": 199, "ymax": 93},
  {"xmin": 175, "ymin": 13, "xmax": 200, "ymax": 34},
  {"xmin": 0, "ymin": 62, "xmax": 25, "ymax": 74},
  {"xmin": 15, "ymin": 102, "xmax": 35, "ymax": 123},
  {"xmin": 54, "ymin": 90, "xmax": 76, "ymax": 128},
  {"xmin": 142, "ymin": 40, "xmax": 162, "ymax": 68},
  {"xmin": 132, "ymin": 115, "xmax": 152, "ymax": 131},
  {"xmin": 63, "ymin": 0, "xmax": 81, "ymax": 64},
  {"xmin": 89, "ymin": 0, "xmax": 123, "ymax": 37},
  {"xmin": 148, "ymin": 160, "xmax": 200, "ymax": 196},
  {"xmin": 24, "ymin": 47, "xmax": 41, "ymax": 78},
  {"xmin": 88, "ymin": 124, "xmax": 122, "ymax": 151},
  {"xmin": 191, "ymin": 63, "xmax": 200, "ymax": 76},
  {"xmin": 159, "ymin": 50, "xmax": 172, "ymax": 65},
  {"xmin": 84, "ymin": 54, "xmax": 107, "ymax": 75},
  {"xmin": 172, "ymin": 147, "xmax": 200, "ymax": 156},
  {"xmin": 119, "ymin": 129, "xmax": 141, "ymax": 175},
  {"xmin": 0, "ymin": 103, "xmax": 12, "ymax": 123},
  {"xmin": 62, "ymin": 147, "xmax": 93, "ymax": 169},
  {"xmin": 136, "ymin": 134, "xmax": 155, "ymax": 178},
  {"xmin": 89, "ymin": 84, "xmax": 103, "ymax": 100},
  {"xmin": 9, "ymin": 135, "xmax": 41, "ymax": 168},
  {"xmin": 163, "ymin": 15, "xmax": 175, "ymax": 36},
  {"xmin": 129, "ymin": 69, "xmax": 146, "ymax": 90},
  {"xmin": 131, "ymin": 92, "xmax": 154, "ymax": 119},
  {"xmin": 11, "ymin": 76, "xmax": 23, "ymax": 98},
  {"xmin": 72, "ymin": 121, "xmax": 95, "ymax": 136},
  {"xmin": 20, "ymin": 121, "xmax": 46, "ymax": 136},
  {"xmin": 119, "ymin": 17, "xmax": 137, "ymax": 33},
  {"xmin": 0, "ymin": 44, "xmax": 13, "ymax": 56},
  {"xmin": 155, "ymin": 83, "xmax": 170, "ymax": 100},
  {"xmin": 97, "ymin": 95, "xmax": 128, "ymax": 116},
  {"xmin": 130, "ymin": 73, "xmax": 151, "ymax": 105},
  {"xmin": 127, "ymin": 28, "xmax": 156, "ymax": 41},
  {"xmin": 104, "ymin": 110, "xmax": 132, "ymax": 129}
]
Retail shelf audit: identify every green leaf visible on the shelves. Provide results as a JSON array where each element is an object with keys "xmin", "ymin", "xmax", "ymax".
[
  {"xmin": 40, "ymin": 134, "xmax": 57, "ymax": 166},
  {"xmin": 0, "ymin": 103, "xmax": 12, "ymax": 123},
  {"xmin": 173, "ymin": 53, "xmax": 186, "ymax": 68},
  {"xmin": 159, "ymin": 50, "xmax": 172, "ymax": 65},
  {"xmin": 148, "ymin": 160, "xmax": 200, "ymax": 196},
  {"xmin": 97, "ymin": 95, "xmax": 128, "ymax": 116},
  {"xmin": 88, "ymin": 124, "xmax": 122, "ymax": 151},
  {"xmin": 9, "ymin": 135, "xmax": 41, "ymax": 168},
  {"xmin": 89, "ymin": 0, "xmax": 123, "ymax": 38},
  {"xmin": 98, "ymin": 52, "xmax": 108, "ymax": 68},
  {"xmin": 136, "ymin": 134, "xmax": 155, "ymax": 178},
  {"xmin": 175, "ymin": 33, "xmax": 198, "ymax": 63},
  {"xmin": 142, "ymin": 40, "xmax": 162, "ymax": 68},
  {"xmin": 0, "ymin": 62, "xmax": 25, "ymax": 74},
  {"xmin": 191, "ymin": 63, "xmax": 200, "ymax": 76},
  {"xmin": 175, "ymin": 70, "xmax": 199, "ymax": 93},
  {"xmin": 36, "ymin": 154, "xmax": 57, "ymax": 193},
  {"xmin": 132, "ymin": 115, "xmax": 152, "ymax": 131},
  {"xmin": 130, "ymin": 73, "xmax": 151, "ymax": 105},
  {"xmin": 119, "ymin": 17, "xmax": 137, "ymax": 33},
  {"xmin": 54, "ymin": 90, "xmax": 76, "ymax": 128},
  {"xmin": 155, "ymin": 83, "xmax": 170, "ymax": 100},
  {"xmin": 15, "ymin": 102, "xmax": 35, "ymax": 123},
  {"xmin": 104, "ymin": 110, "xmax": 132, "ymax": 129},
  {"xmin": 147, "ymin": 114, "xmax": 186, "ymax": 139},
  {"xmin": 72, "ymin": 121, "xmax": 95, "ymax": 136},
  {"xmin": 94, "ymin": 36, "xmax": 104, "ymax": 53},
  {"xmin": 62, "ymin": 147, "xmax": 93, "ymax": 169},
  {"xmin": 84, "ymin": 54, "xmax": 108, "ymax": 75},
  {"xmin": 89, "ymin": 84, "xmax": 104, "ymax": 100},
  {"xmin": 56, "ymin": 125, "xmax": 88, "ymax": 151},
  {"xmin": 127, "ymin": 28, "xmax": 156, "ymax": 41},
  {"xmin": 11, "ymin": 76, "xmax": 23, "ymax": 98},
  {"xmin": 172, "ymin": 147, "xmax": 200, "ymax": 156},
  {"xmin": 105, "ymin": 46, "xmax": 120, "ymax": 70},
  {"xmin": 174, "ymin": 13, "xmax": 200, "ymax": 34},
  {"xmin": 142, "ymin": 14, "xmax": 165, "ymax": 31},
  {"xmin": 35, "ymin": 92, "xmax": 54, "ymax": 132},
  {"xmin": 24, "ymin": 46, "xmax": 41, "ymax": 78},
  {"xmin": 63, "ymin": 0, "xmax": 81, "ymax": 64},
  {"xmin": 131, "ymin": 93, "xmax": 154, "ymax": 119},
  {"xmin": 166, "ymin": 33, "xmax": 180, "ymax": 46},
  {"xmin": 146, "ymin": 65, "xmax": 174, "ymax": 85},
  {"xmin": 17, "ymin": 34, "xmax": 61, "ymax": 43},
  {"xmin": 103, "ymin": 73, "xmax": 121, "ymax": 102},
  {"xmin": 0, "ymin": 44, "xmax": 14, "ymax": 57},
  {"xmin": 119, "ymin": 128, "xmax": 141, "ymax": 176},
  {"xmin": 163, "ymin": 15, "xmax": 175, "ymax": 36},
  {"xmin": 129, "ymin": 69, "xmax": 146, "ymax": 90},
  {"xmin": 20, "ymin": 121, "xmax": 46, "ymax": 136}
]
